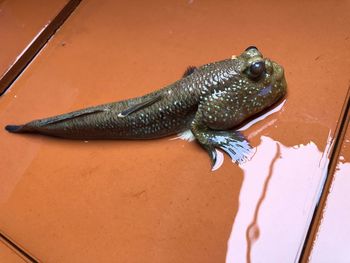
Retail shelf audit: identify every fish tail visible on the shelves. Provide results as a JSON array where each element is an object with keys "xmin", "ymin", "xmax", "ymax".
[
  {"xmin": 4, "ymin": 106, "xmax": 106, "ymax": 137},
  {"xmin": 5, "ymin": 123, "xmax": 35, "ymax": 133}
]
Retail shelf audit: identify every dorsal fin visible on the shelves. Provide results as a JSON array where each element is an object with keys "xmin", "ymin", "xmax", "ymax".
[
  {"xmin": 182, "ymin": 66, "xmax": 197, "ymax": 78},
  {"xmin": 38, "ymin": 107, "xmax": 106, "ymax": 125},
  {"xmin": 118, "ymin": 94, "xmax": 162, "ymax": 118}
]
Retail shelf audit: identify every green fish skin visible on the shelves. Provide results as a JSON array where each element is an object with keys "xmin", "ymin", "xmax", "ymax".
[{"xmin": 5, "ymin": 47, "xmax": 287, "ymax": 168}]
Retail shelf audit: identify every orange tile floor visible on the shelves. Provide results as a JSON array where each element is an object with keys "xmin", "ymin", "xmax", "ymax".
[
  {"xmin": 0, "ymin": 0, "xmax": 72, "ymax": 93},
  {"xmin": 309, "ymin": 122, "xmax": 350, "ymax": 262},
  {"xmin": 0, "ymin": 0, "xmax": 349, "ymax": 262},
  {"xmin": 0, "ymin": 240, "xmax": 25, "ymax": 263}
]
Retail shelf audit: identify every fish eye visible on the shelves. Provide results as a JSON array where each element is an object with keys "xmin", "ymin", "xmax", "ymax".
[
  {"xmin": 245, "ymin": 46, "xmax": 258, "ymax": 51},
  {"xmin": 247, "ymin": 61, "xmax": 265, "ymax": 80}
]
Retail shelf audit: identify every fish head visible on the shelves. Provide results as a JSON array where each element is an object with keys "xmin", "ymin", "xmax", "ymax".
[{"xmin": 232, "ymin": 46, "xmax": 287, "ymax": 118}]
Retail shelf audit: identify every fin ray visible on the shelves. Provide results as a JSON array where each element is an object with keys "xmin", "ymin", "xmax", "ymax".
[
  {"xmin": 182, "ymin": 66, "xmax": 197, "ymax": 78},
  {"xmin": 38, "ymin": 107, "xmax": 106, "ymax": 126},
  {"xmin": 118, "ymin": 94, "xmax": 162, "ymax": 118}
]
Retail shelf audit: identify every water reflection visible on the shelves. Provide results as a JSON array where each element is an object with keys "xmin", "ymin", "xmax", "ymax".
[
  {"xmin": 245, "ymin": 143, "xmax": 281, "ymax": 263},
  {"xmin": 226, "ymin": 135, "xmax": 332, "ymax": 262},
  {"xmin": 309, "ymin": 154, "xmax": 350, "ymax": 261},
  {"xmin": 238, "ymin": 100, "xmax": 286, "ymax": 132}
]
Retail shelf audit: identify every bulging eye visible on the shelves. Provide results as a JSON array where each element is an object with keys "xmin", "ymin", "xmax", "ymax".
[
  {"xmin": 248, "ymin": 61, "xmax": 265, "ymax": 79},
  {"xmin": 245, "ymin": 46, "xmax": 258, "ymax": 51}
]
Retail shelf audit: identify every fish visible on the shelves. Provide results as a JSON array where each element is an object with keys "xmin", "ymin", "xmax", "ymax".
[{"xmin": 5, "ymin": 46, "xmax": 287, "ymax": 169}]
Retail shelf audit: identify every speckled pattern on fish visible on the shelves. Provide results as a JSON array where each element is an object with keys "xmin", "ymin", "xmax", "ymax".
[{"xmin": 5, "ymin": 47, "xmax": 287, "ymax": 169}]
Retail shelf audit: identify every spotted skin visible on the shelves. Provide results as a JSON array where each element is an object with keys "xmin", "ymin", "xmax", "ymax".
[{"xmin": 5, "ymin": 47, "xmax": 287, "ymax": 168}]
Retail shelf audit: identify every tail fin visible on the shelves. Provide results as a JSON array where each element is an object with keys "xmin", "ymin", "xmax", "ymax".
[
  {"xmin": 4, "ymin": 107, "xmax": 105, "ymax": 135},
  {"xmin": 5, "ymin": 124, "xmax": 33, "ymax": 133}
]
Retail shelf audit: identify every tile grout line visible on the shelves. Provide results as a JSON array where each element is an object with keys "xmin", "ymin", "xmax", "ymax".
[
  {"xmin": 0, "ymin": 0, "xmax": 83, "ymax": 260},
  {"xmin": 0, "ymin": 0, "xmax": 82, "ymax": 96},
  {"xmin": 0, "ymin": 231, "xmax": 39, "ymax": 263},
  {"xmin": 299, "ymin": 86, "xmax": 350, "ymax": 262}
]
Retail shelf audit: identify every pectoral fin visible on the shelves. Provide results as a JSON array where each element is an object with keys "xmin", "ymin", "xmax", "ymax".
[
  {"xmin": 118, "ymin": 94, "xmax": 162, "ymax": 118},
  {"xmin": 192, "ymin": 117, "xmax": 254, "ymax": 170},
  {"xmin": 211, "ymin": 131, "xmax": 254, "ymax": 164}
]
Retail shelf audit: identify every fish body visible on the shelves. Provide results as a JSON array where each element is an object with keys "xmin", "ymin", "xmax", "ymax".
[{"xmin": 5, "ymin": 47, "xmax": 287, "ymax": 168}]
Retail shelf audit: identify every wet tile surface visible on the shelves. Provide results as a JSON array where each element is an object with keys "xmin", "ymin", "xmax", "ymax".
[
  {"xmin": 0, "ymin": 240, "xmax": 25, "ymax": 263},
  {"xmin": 0, "ymin": 0, "xmax": 69, "ymax": 90},
  {"xmin": 309, "ymin": 123, "xmax": 350, "ymax": 263},
  {"xmin": 0, "ymin": 0, "xmax": 349, "ymax": 262}
]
